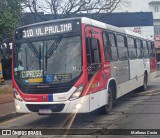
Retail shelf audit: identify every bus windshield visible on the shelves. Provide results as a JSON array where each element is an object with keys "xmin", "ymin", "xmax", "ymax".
[{"xmin": 14, "ymin": 35, "xmax": 82, "ymax": 85}]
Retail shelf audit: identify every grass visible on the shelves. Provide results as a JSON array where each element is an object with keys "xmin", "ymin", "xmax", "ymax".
[{"xmin": 0, "ymin": 85, "xmax": 12, "ymax": 94}]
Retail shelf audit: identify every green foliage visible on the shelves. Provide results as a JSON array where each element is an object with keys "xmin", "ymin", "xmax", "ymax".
[{"xmin": 0, "ymin": 0, "xmax": 24, "ymax": 42}]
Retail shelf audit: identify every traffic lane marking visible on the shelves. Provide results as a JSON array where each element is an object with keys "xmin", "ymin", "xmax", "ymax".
[
  {"xmin": 135, "ymin": 91, "xmax": 160, "ymax": 96},
  {"xmin": 139, "ymin": 89, "xmax": 160, "ymax": 94},
  {"xmin": 146, "ymin": 92, "xmax": 160, "ymax": 96},
  {"xmin": 0, "ymin": 113, "xmax": 31, "ymax": 126},
  {"xmin": 134, "ymin": 89, "xmax": 160, "ymax": 96}
]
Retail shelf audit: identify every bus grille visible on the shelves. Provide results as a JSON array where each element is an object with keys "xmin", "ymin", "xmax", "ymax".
[{"xmin": 26, "ymin": 104, "xmax": 65, "ymax": 112}]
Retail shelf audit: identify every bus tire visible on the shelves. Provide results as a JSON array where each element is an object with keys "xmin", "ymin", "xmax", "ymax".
[
  {"xmin": 99, "ymin": 87, "xmax": 113, "ymax": 114},
  {"xmin": 140, "ymin": 73, "xmax": 148, "ymax": 91}
]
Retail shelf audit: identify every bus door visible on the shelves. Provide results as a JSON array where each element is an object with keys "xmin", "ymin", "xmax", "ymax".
[{"xmin": 85, "ymin": 26, "xmax": 106, "ymax": 111}]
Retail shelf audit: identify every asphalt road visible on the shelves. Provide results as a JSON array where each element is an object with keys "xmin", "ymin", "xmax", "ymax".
[{"xmin": 1, "ymin": 77, "xmax": 160, "ymax": 138}]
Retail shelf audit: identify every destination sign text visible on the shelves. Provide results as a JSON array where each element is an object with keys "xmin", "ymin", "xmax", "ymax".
[{"xmin": 22, "ymin": 23, "xmax": 72, "ymax": 38}]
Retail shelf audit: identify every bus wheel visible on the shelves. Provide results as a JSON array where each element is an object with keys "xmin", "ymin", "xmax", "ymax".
[
  {"xmin": 99, "ymin": 87, "xmax": 113, "ymax": 114},
  {"xmin": 104, "ymin": 93, "xmax": 113, "ymax": 114},
  {"xmin": 141, "ymin": 74, "xmax": 148, "ymax": 91}
]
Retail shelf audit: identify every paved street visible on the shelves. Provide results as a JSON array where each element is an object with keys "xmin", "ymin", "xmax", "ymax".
[{"xmin": 1, "ymin": 77, "xmax": 160, "ymax": 138}]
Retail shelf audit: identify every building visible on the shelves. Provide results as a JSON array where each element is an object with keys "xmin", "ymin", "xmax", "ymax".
[
  {"xmin": 0, "ymin": 11, "xmax": 154, "ymax": 79},
  {"xmin": 97, "ymin": 12, "xmax": 154, "ymax": 39},
  {"xmin": 148, "ymin": 0, "xmax": 160, "ymax": 62}
]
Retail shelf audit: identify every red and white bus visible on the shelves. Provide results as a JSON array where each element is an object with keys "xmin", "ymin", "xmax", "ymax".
[{"xmin": 12, "ymin": 17, "xmax": 157, "ymax": 114}]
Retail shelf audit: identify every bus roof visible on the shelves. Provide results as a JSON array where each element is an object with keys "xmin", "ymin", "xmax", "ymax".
[
  {"xmin": 124, "ymin": 29, "xmax": 154, "ymax": 41},
  {"xmin": 16, "ymin": 17, "xmax": 124, "ymax": 34},
  {"xmin": 81, "ymin": 17, "xmax": 125, "ymax": 34},
  {"xmin": 16, "ymin": 17, "xmax": 153, "ymax": 41}
]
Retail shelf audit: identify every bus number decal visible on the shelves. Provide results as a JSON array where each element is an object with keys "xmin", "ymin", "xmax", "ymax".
[{"xmin": 23, "ymin": 30, "xmax": 33, "ymax": 38}]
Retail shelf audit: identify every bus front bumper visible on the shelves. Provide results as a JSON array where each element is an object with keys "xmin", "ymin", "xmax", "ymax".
[{"xmin": 14, "ymin": 95, "xmax": 90, "ymax": 114}]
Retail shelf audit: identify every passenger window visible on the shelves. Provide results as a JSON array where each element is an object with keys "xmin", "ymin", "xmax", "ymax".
[
  {"xmin": 103, "ymin": 32, "xmax": 118, "ymax": 61},
  {"xmin": 117, "ymin": 35, "xmax": 125, "ymax": 47},
  {"xmin": 109, "ymin": 33, "xmax": 116, "ymax": 47},
  {"xmin": 127, "ymin": 37, "xmax": 137, "ymax": 59},
  {"xmin": 86, "ymin": 37, "xmax": 101, "ymax": 80},
  {"xmin": 116, "ymin": 35, "xmax": 128, "ymax": 60},
  {"xmin": 148, "ymin": 42, "xmax": 155, "ymax": 58},
  {"xmin": 86, "ymin": 38, "xmax": 101, "ymax": 65},
  {"xmin": 136, "ymin": 39, "xmax": 143, "ymax": 59},
  {"xmin": 143, "ymin": 41, "xmax": 149, "ymax": 58}
]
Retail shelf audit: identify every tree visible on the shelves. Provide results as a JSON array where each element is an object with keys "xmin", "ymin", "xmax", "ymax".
[
  {"xmin": 23, "ymin": 0, "xmax": 129, "ymax": 21},
  {"xmin": 0, "ymin": 0, "xmax": 24, "ymax": 42}
]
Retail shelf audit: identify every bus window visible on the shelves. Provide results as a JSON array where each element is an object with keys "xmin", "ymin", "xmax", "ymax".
[
  {"xmin": 116, "ymin": 35, "xmax": 128, "ymax": 60},
  {"xmin": 127, "ymin": 37, "xmax": 137, "ymax": 59},
  {"xmin": 86, "ymin": 37, "xmax": 101, "ymax": 64},
  {"xmin": 136, "ymin": 39, "xmax": 143, "ymax": 59},
  {"xmin": 91, "ymin": 38, "xmax": 101, "ymax": 63},
  {"xmin": 109, "ymin": 33, "xmax": 116, "ymax": 47},
  {"xmin": 151, "ymin": 42, "xmax": 156, "ymax": 58},
  {"xmin": 109, "ymin": 33, "xmax": 118, "ymax": 61},
  {"xmin": 143, "ymin": 41, "xmax": 149, "ymax": 58},
  {"xmin": 103, "ymin": 32, "xmax": 118, "ymax": 61},
  {"xmin": 148, "ymin": 42, "xmax": 154, "ymax": 58},
  {"xmin": 86, "ymin": 37, "xmax": 101, "ymax": 80}
]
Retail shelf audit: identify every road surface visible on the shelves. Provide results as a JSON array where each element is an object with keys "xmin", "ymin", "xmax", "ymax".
[{"xmin": 1, "ymin": 77, "xmax": 160, "ymax": 138}]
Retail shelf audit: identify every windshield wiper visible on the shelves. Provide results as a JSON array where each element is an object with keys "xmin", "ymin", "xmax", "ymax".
[
  {"xmin": 45, "ymin": 35, "xmax": 63, "ymax": 71},
  {"xmin": 26, "ymin": 39, "xmax": 39, "ymax": 58},
  {"xmin": 46, "ymin": 35, "xmax": 63, "ymax": 59}
]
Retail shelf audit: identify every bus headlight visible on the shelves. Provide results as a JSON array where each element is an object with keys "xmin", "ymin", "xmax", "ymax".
[
  {"xmin": 13, "ymin": 88, "xmax": 23, "ymax": 102},
  {"xmin": 69, "ymin": 84, "xmax": 85, "ymax": 101}
]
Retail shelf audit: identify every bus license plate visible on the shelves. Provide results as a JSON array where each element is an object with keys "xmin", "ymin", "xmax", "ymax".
[{"xmin": 39, "ymin": 109, "xmax": 52, "ymax": 114}]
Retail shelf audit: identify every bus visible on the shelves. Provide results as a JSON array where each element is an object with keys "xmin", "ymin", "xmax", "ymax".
[{"xmin": 12, "ymin": 17, "xmax": 157, "ymax": 114}]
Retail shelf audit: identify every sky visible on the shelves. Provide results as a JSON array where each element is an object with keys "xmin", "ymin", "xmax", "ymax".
[
  {"xmin": 24, "ymin": 0, "xmax": 153, "ymax": 13},
  {"xmin": 114, "ymin": 0, "xmax": 151, "ymax": 12}
]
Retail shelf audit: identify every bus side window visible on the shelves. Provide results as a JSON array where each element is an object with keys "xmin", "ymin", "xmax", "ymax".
[
  {"xmin": 136, "ymin": 39, "xmax": 143, "ymax": 59},
  {"xmin": 86, "ymin": 37, "xmax": 101, "ymax": 65},
  {"xmin": 86, "ymin": 37, "xmax": 101, "ymax": 80},
  {"xmin": 109, "ymin": 33, "xmax": 118, "ymax": 61},
  {"xmin": 151, "ymin": 42, "xmax": 156, "ymax": 58},
  {"xmin": 148, "ymin": 42, "xmax": 153, "ymax": 58},
  {"xmin": 86, "ymin": 38, "xmax": 92, "ymax": 66},
  {"xmin": 127, "ymin": 37, "xmax": 137, "ymax": 59},
  {"xmin": 103, "ymin": 32, "xmax": 118, "ymax": 61},
  {"xmin": 103, "ymin": 32, "xmax": 111, "ymax": 61},
  {"xmin": 116, "ymin": 35, "xmax": 128, "ymax": 60},
  {"xmin": 143, "ymin": 41, "xmax": 149, "ymax": 58}
]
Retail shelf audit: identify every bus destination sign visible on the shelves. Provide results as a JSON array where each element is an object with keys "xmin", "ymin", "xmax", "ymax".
[{"xmin": 15, "ymin": 20, "xmax": 81, "ymax": 39}]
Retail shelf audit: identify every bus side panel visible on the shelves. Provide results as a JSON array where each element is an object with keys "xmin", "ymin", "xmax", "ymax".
[
  {"xmin": 129, "ymin": 59, "xmax": 146, "ymax": 79},
  {"xmin": 117, "ymin": 75, "xmax": 144, "ymax": 98},
  {"xmin": 110, "ymin": 60, "xmax": 129, "ymax": 84},
  {"xmin": 110, "ymin": 60, "xmax": 129, "ymax": 98}
]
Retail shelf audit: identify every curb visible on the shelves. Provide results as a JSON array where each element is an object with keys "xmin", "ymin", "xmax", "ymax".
[{"xmin": 0, "ymin": 112, "xmax": 26, "ymax": 123}]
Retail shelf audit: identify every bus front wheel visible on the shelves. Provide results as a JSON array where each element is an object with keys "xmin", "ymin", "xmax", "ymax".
[{"xmin": 99, "ymin": 87, "xmax": 113, "ymax": 114}]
